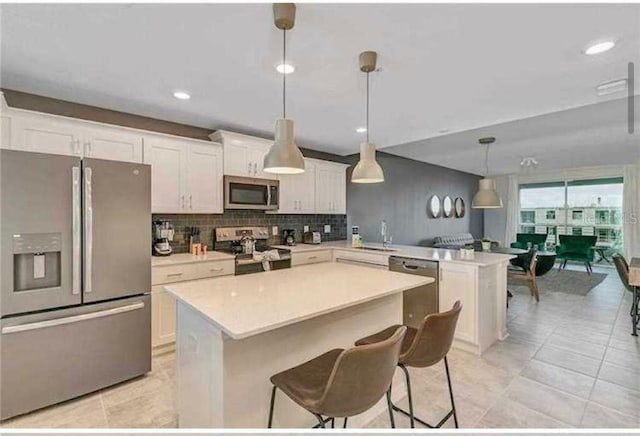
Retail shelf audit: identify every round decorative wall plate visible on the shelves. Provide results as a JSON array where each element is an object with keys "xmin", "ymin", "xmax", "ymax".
[
  {"xmin": 454, "ymin": 197, "xmax": 466, "ymax": 218},
  {"xmin": 428, "ymin": 195, "xmax": 441, "ymax": 218},
  {"xmin": 442, "ymin": 196, "xmax": 453, "ymax": 218}
]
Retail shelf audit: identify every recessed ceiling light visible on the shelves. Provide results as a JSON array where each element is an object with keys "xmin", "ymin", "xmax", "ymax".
[
  {"xmin": 276, "ymin": 63, "xmax": 295, "ymax": 74},
  {"xmin": 596, "ymin": 78, "xmax": 627, "ymax": 96},
  {"xmin": 584, "ymin": 40, "xmax": 616, "ymax": 55},
  {"xmin": 355, "ymin": 127, "xmax": 367, "ymax": 133},
  {"xmin": 173, "ymin": 91, "xmax": 191, "ymax": 100}
]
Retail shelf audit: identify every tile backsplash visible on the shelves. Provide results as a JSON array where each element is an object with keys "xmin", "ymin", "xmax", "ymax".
[{"xmin": 153, "ymin": 211, "xmax": 347, "ymax": 253}]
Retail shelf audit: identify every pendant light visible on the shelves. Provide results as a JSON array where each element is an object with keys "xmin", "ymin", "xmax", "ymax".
[
  {"xmin": 472, "ymin": 137, "xmax": 503, "ymax": 208},
  {"xmin": 351, "ymin": 51, "xmax": 384, "ymax": 184},
  {"xmin": 263, "ymin": 3, "xmax": 305, "ymax": 174}
]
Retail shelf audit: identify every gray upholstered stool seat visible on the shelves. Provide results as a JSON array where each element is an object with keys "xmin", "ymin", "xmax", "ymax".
[
  {"xmin": 355, "ymin": 301, "xmax": 462, "ymax": 429},
  {"xmin": 267, "ymin": 326, "xmax": 406, "ymax": 428}
]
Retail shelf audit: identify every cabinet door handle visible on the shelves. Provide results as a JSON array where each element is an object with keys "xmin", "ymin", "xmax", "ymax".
[
  {"xmin": 308, "ymin": 256, "xmax": 317, "ymax": 260},
  {"xmin": 210, "ymin": 268, "xmax": 223, "ymax": 273},
  {"xmin": 248, "ymin": 162, "xmax": 252, "ymax": 175},
  {"xmin": 189, "ymin": 195, "xmax": 193, "ymax": 209},
  {"xmin": 167, "ymin": 272, "xmax": 183, "ymax": 278},
  {"xmin": 181, "ymin": 195, "xmax": 185, "ymax": 210},
  {"xmin": 253, "ymin": 162, "xmax": 258, "ymax": 175}
]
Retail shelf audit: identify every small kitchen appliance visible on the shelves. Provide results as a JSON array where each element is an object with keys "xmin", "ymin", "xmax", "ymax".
[
  {"xmin": 282, "ymin": 229, "xmax": 296, "ymax": 246},
  {"xmin": 214, "ymin": 226, "xmax": 291, "ymax": 275},
  {"xmin": 303, "ymin": 231, "xmax": 321, "ymax": 244},
  {"xmin": 153, "ymin": 221, "xmax": 174, "ymax": 256}
]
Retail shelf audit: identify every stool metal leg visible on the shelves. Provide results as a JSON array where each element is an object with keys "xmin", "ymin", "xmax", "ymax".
[
  {"xmin": 632, "ymin": 287, "xmax": 639, "ymax": 337},
  {"xmin": 314, "ymin": 414, "xmax": 325, "ymax": 428},
  {"xmin": 343, "ymin": 417, "xmax": 348, "ymax": 428},
  {"xmin": 268, "ymin": 386, "xmax": 277, "ymax": 428},
  {"xmin": 385, "ymin": 388, "xmax": 395, "ymax": 428},
  {"xmin": 399, "ymin": 364, "xmax": 415, "ymax": 428},
  {"xmin": 444, "ymin": 356, "xmax": 459, "ymax": 428}
]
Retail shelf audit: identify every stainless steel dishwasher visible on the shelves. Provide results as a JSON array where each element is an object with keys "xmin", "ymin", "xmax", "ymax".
[{"xmin": 389, "ymin": 256, "xmax": 439, "ymax": 329}]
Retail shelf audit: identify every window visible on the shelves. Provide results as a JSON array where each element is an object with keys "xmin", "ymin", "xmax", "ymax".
[
  {"xmin": 520, "ymin": 211, "xmax": 535, "ymax": 224},
  {"xmin": 519, "ymin": 177, "xmax": 623, "ymax": 253}
]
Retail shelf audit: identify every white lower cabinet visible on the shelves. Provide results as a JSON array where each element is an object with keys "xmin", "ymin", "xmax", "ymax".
[
  {"xmin": 291, "ymin": 250, "xmax": 332, "ymax": 266},
  {"xmin": 151, "ymin": 259, "xmax": 234, "ymax": 350},
  {"xmin": 438, "ymin": 262, "xmax": 477, "ymax": 346},
  {"xmin": 332, "ymin": 249, "xmax": 389, "ymax": 269}
]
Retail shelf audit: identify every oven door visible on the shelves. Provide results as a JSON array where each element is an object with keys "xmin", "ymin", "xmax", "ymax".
[{"xmin": 224, "ymin": 176, "xmax": 279, "ymax": 210}]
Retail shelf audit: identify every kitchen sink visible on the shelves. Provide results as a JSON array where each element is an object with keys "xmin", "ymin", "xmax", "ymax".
[{"xmin": 354, "ymin": 246, "xmax": 398, "ymax": 252}]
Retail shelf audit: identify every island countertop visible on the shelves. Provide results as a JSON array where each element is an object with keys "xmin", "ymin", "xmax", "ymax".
[
  {"xmin": 165, "ymin": 262, "xmax": 433, "ymax": 340},
  {"xmin": 272, "ymin": 240, "xmax": 515, "ymax": 266}
]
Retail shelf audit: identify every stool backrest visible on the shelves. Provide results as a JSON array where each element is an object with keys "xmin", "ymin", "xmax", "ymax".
[
  {"xmin": 403, "ymin": 301, "xmax": 462, "ymax": 368},
  {"xmin": 613, "ymin": 254, "xmax": 633, "ymax": 292},
  {"xmin": 317, "ymin": 326, "xmax": 406, "ymax": 417}
]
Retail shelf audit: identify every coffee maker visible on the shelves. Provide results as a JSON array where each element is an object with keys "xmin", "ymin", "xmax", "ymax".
[
  {"xmin": 282, "ymin": 229, "xmax": 296, "ymax": 246},
  {"xmin": 153, "ymin": 221, "xmax": 174, "ymax": 256}
]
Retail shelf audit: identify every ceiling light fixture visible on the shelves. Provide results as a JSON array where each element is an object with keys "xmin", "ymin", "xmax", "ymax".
[
  {"xmin": 596, "ymin": 78, "xmax": 627, "ymax": 96},
  {"xmin": 173, "ymin": 91, "xmax": 191, "ymax": 100},
  {"xmin": 472, "ymin": 137, "xmax": 503, "ymax": 209},
  {"xmin": 263, "ymin": 3, "xmax": 305, "ymax": 175},
  {"xmin": 276, "ymin": 63, "xmax": 295, "ymax": 74},
  {"xmin": 584, "ymin": 40, "xmax": 616, "ymax": 55},
  {"xmin": 520, "ymin": 157, "xmax": 539, "ymax": 168},
  {"xmin": 355, "ymin": 127, "xmax": 367, "ymax": 133},
  {"xmin": 351, "ymin": 51, "xmax": 384, "ymax": 184}
]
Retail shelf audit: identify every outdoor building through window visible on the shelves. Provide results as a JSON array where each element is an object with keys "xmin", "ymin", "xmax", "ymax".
[{"xmin": 519, "ymin": 177, "xmax": 623, "ymax": 256}]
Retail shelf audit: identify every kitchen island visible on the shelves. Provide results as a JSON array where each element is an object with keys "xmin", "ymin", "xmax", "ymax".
[{"xmin": 166, "ymin": 262, "xmax": 433, "ymax": 428}]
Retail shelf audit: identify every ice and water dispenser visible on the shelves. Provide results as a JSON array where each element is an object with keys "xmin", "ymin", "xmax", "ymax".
[{"xmin": 12, "ymin": 233, "xmax": 62, "ymax": 292}]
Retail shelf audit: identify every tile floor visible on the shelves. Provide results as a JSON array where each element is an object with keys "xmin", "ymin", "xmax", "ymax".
[{"xmin": 2, "ymin": 263, "xmax": 638, "ymax": 429}]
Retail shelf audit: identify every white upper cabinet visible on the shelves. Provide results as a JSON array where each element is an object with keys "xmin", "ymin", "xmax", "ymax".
[
  {"xmin": 5, "ymin": 111, "xmax": 143, "ymax": 162},
  {"xmin": 82, "ymin": 125, "xmax": 143, "ymax": 162},
  {"xmin": 277, "ymin": 159, "xmax": 317, "ymax": 214},
  {"xmin": 8, "ymin": 113, "xmax": 83, "ymax": 156},
  {"xmin": 185, "ymin": 142, "xmax": 224, "ymax": 213},
  {"xmin": 315, "ymin": 160, "xmax": 348, "ymax": 214},
  {"xmin": 210, "ymin": 130, "xmax": 272, "ymax": 179},
  {"xmin": 144, "ymin": 136, "xmax": 186, "ymax": 213},
  {"xmin": 144, "ymin": 135, "xmax": 223, "ymax": 214}
]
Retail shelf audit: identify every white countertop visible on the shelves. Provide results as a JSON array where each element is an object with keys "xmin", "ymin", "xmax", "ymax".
[
  {"xmin": 272, "ymin": 240, "xmax": 515, "ymax": 266},
  {"xmin": 152, "ymin": 251, "xmax": 235, "ymax": 267},
  {"xmin": 165, "ymin": 262, "xmax": 433, "ymax": 340}
]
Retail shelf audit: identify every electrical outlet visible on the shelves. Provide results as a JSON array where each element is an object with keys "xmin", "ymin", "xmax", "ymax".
[
  {"xmin": 304, "ymin": 225, "xmax": 310, "ymax": 232},
  {"xmin": 324, "ymin": 225, "xmax": 331, "ymax": 233},
  {"xmin": 272, "ymin": 226, "xmax": 278, "ymax": 236}
]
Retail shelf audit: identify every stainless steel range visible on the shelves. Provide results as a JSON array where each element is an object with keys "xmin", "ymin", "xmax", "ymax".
[{"xmin": 214, "ymin": 226, "xmax": 291, "ymax": 275}]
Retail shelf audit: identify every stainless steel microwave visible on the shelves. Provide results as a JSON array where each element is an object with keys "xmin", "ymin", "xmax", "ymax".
[{"xmin": 224, "ymin": 176, "xmax": 279, "ymax": 210}]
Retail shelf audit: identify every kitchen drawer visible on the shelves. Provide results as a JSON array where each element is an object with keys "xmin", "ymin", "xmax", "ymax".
[
  {"xmin": 152, "ymin": 260, "xmax": 234, "ymax": 285},
  {"xmin": 291, "ymin": 250, "xmax": 332, "ymax": 266},
  {"xmin": 333, "ymin": 249, "xmax": 389, "ymax": 268}
]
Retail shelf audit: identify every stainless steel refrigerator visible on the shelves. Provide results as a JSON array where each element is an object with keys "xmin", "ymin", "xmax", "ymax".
[{"xmin": 0, "ymin": 149, "xmax": 151, "ymax": 420}]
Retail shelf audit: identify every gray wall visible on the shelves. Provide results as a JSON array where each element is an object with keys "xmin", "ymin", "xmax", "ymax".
[{"xmin": 345, "ymin": 152, "xmax": 484, "ymax": 246}]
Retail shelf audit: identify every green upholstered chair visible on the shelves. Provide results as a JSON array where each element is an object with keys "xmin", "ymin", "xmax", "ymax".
[
  {"xmin": 556, "ymin": 235, "xmax": 597, "ymax": 274},
  {"xmin": 510, "ymin": 233, "xmax": 547, "ymax": 250}
]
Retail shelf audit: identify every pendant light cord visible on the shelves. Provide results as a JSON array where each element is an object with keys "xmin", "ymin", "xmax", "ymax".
[
  {"xmin": 282, "ymin": 28, "xmax": 287, "ymax": 119},
  {"xmin": 485, "ymin": 144, "xmax": 490, "ymax": 176},
  {"xmin": 366, "ymin": 71, "xmax": 370, "ymax": 144}
]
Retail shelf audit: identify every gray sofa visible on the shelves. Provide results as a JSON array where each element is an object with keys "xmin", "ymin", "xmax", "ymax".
[{"xmin": 432, "ymin": 233, "xmax": 476, "ymax": 249}]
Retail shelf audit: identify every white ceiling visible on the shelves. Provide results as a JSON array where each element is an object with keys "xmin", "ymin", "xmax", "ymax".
[{"xmin": 2, "ymin": 3, "xmax": 640, "ymax": 171}]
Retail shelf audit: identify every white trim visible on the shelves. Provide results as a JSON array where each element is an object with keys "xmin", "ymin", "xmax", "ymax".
[{"xmin": 511, "ymin": 164, "xmax": 624, "ymax": 184}]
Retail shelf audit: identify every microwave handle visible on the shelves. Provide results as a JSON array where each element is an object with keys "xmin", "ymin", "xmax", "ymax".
[{"xmin": 267, "ymin": 183, "xmax": 272, "ymax": 206}]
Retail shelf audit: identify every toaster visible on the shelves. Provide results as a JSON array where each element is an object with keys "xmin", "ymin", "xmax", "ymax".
[{"xmin": 303, "ymin": 231, "xmax": 321, "ymax": 244}]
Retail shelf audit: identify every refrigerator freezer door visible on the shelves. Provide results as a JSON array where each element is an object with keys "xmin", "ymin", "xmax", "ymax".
[
  {"xmin": 82, "ymin": 158, "xmax": 151, "ymax": 303},
  {"xmin": 1, "ymin": 150, "xmax": 82, "ymax": 316},
  {"xmin": 0, "ymin": 294, "xmax": 151, "ymax": 420}
]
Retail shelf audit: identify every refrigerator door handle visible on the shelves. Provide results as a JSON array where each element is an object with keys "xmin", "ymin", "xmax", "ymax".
[
  {"xmin": 84, "ymin": 166, "xmax": 93, "ymax": 294},
  {"xmin": 1, "ymin": 302, "xmax": 145, "ymax": 334},
  {"xmin": 72, "ymin": 166, "xmax": 81, "ymax": 295}
]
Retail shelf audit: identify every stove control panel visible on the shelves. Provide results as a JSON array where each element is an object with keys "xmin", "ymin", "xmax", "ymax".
[{"xmin": 215, "ymin": 226, "xmax": 270, "ymax": 242}]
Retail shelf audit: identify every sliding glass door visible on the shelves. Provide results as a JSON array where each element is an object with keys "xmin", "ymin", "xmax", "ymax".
[{"xmin": 519, "ymin": 177, "xmax": 623, "ymax": 256}]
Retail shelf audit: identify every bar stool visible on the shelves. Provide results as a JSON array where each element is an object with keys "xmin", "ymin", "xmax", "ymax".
[
  {"xmin": 355, "ymin": 301, "xmax": 462, "ymax": 428},
  {"xmin": 267, "ymin": 326, "xmax": 406, "ymax": 429}
]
